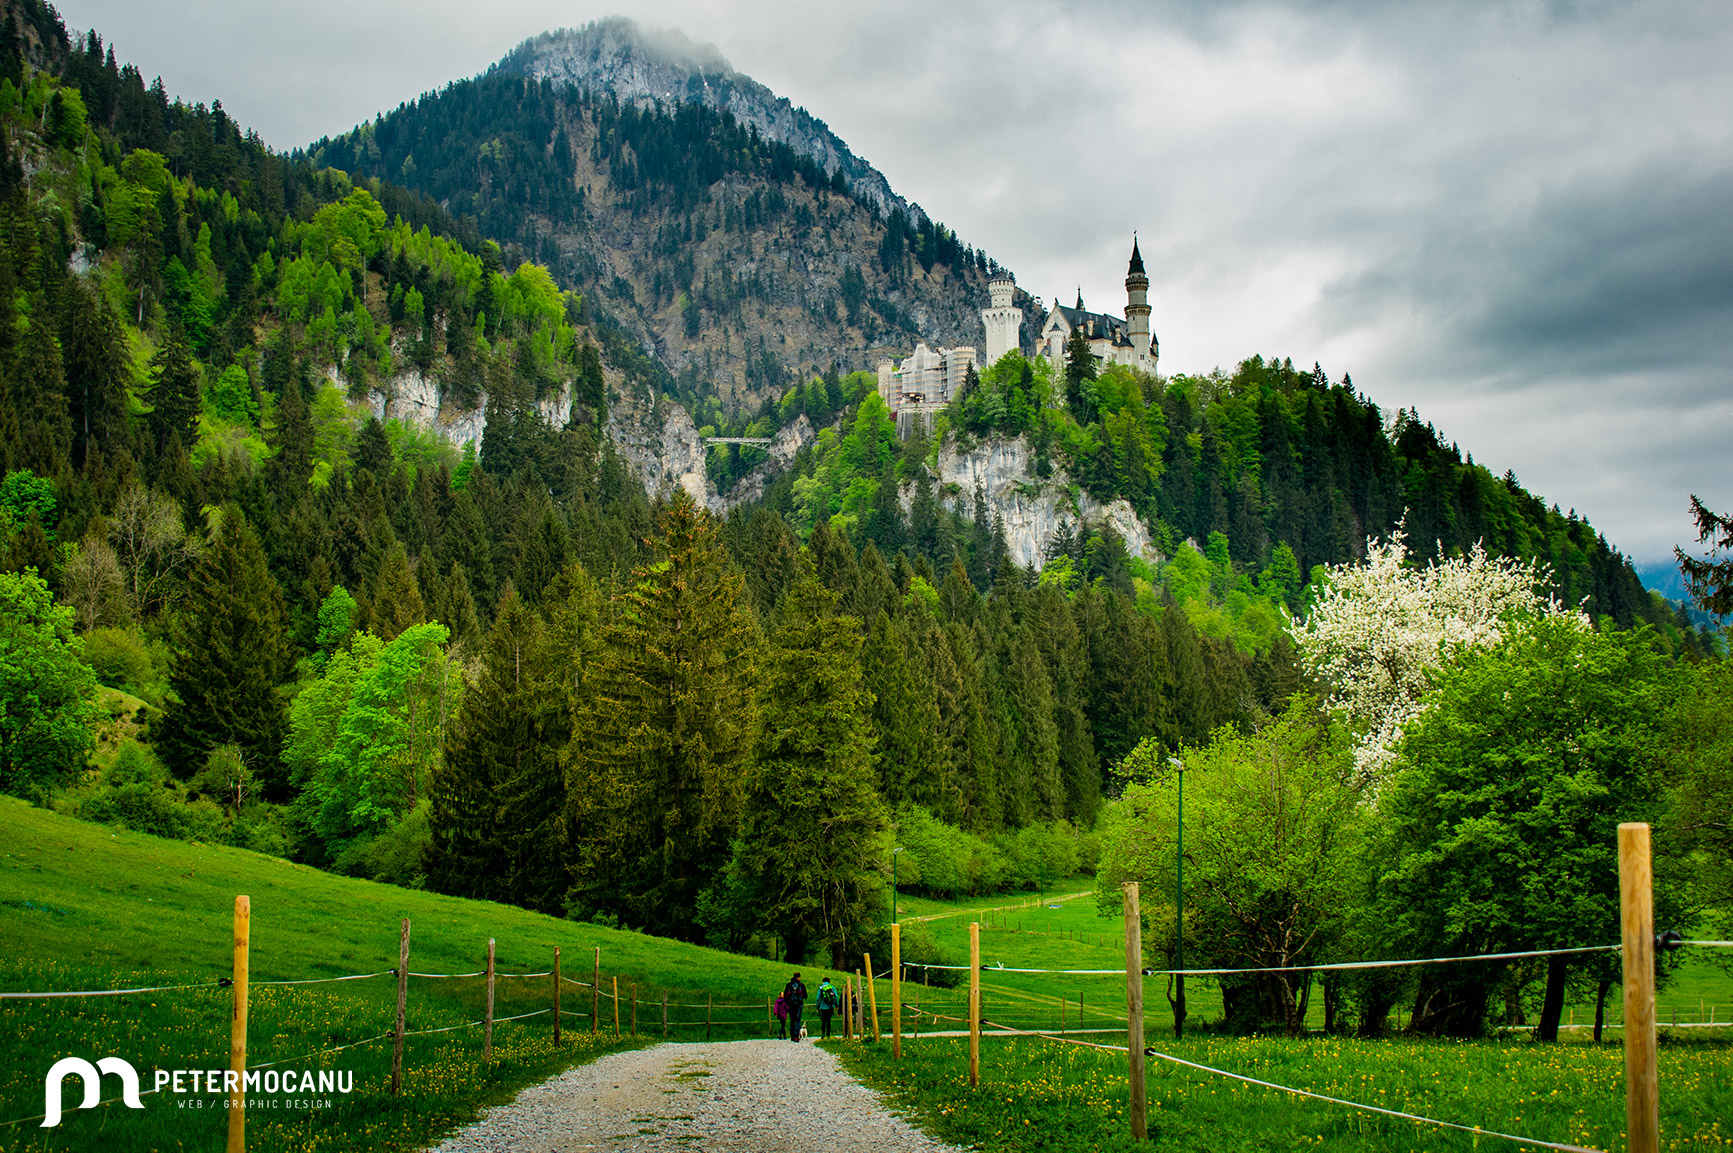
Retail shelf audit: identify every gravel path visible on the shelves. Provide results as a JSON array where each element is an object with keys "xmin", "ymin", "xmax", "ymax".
[{"xmin": 427, "ymin": 1039, "xmax": 968, "ymax": 1153}]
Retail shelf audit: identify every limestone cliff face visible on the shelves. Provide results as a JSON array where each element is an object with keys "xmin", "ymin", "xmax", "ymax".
[
  {"xmin": 930, "ymin": 437, "xmax": 1158, "ymax": 570},
  {"xmin": 604, "ymin": 388, "xmax": 709, "ymax": 506},
  {"xmin": 360, "ymin": 370, "xmax": 572, "ymax": 450},
  {"xmin": 355, "ymin": 371, "xmax": 1150, "ymax": 572}
]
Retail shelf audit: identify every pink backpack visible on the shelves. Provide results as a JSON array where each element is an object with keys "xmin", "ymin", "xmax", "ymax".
[{"xmin": 774, "ymin": 994, "xmax": 788, "ymax": 1019}]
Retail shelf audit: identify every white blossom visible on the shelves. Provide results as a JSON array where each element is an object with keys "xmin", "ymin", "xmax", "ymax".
[{"xmin": 1287, "ymin": 522, "xmax": 1586, "ymax": 785}]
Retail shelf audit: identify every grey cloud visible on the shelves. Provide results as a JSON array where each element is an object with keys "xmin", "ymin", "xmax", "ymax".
[{"xmin": 48, "ymin": 0, "xmax": 1733, "ymax": 564}]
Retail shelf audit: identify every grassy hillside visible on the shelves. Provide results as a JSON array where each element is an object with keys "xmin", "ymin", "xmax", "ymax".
[
  {"xmin": 0, "ymin": 797, "xmax": 804, "ymax": 1150},
  {"xmin": 895, "ymin": 886, "xmax": 1733, "ymax": 1037}
]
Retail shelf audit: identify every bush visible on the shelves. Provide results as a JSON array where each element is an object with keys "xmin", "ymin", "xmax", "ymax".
[
  {"xmin": 82, "ymin": 627, "xmax": 155, "ymax": 698},
  {"xmin": 333, "ymin": 800, "xmax": 430, "ymax": 888},
  {"xmin": 78, "ymin": 740, "xmax": 189, "ymax": 838}
]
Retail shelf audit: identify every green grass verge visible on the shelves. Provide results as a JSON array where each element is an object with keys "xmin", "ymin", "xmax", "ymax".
[
  {"xmin": 0, "ymin": 797, "xmax": 805, "ymax": 1150},
  {"xmin": 832, "ymin": 1031, "xmax": 1733, "ymax": 1152}
]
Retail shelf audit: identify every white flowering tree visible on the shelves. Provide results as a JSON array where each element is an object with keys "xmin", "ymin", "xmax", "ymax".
[{"xmin": 1289, "ymin": 523, "xmax": 1584, "ymax": 784}]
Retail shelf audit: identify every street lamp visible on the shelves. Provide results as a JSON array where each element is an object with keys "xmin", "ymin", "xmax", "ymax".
[
  {"xmin": 892, "ymin": 846, "xmax": 904, "ymax": 925},
  {"xmin": 1169, "ymin": 755, "xmax": 1187, "ymax": 1039}
]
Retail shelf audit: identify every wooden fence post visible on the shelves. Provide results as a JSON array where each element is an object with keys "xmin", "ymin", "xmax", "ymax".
[
  {"xmin": 592, "ymin": 947, "xmax": 600, "ymax": 1035},
  {"xmin": 227, "ymin": 895, "xmax": 249, "ymax": 1153},
  {"xmin": 1621, "ymin": 823, "xmax": 1659, "ymax": 1153},
  {"xmin": 632, "ymin": 983, "xmax": 638, "ymax": 1037},
  {"xmin": 484, "ymin": 938, "xmax": 496, "ymax": 1062},
  {"xmin": 864, "ymin": 952, "xmax": 880, "ymax": 1042},
  {"xmin": 613, "ymin": 976, "xmax": 621, "ymax": 1038},
  {"xmin": 391, "ymin": 918, "xmax": 409, "ymax": 1094},
  {"xmin": 891, "ymin": 924, "xmax": 902, "ymax": 1059},
  {"xmin": 968, "ymin": 921, "xmax": 980, "ymax": 1088},
  {"xmin": 1125, "ymin": 882, "xmax": 1146, "ymax": 1142},
  {"xmin": 662, "ymin": 991, "xmax": 668, "ymax": 1039},
  {"xmin": 553, "ymin": 947, "xmax": 562, "ymax": 1047},
  {"xmin": 706, "ymin": 992, "xmax": 713, "ymax": 1041}
]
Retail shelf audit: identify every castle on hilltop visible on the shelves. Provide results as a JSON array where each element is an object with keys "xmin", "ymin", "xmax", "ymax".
[
  {"xmin": 1027, "ymin": 239, "xmax": 1158, "ymax": 374},
  {"xmin": 877, "ymin": 237, "xmax": 1158, "ymax": 433}
]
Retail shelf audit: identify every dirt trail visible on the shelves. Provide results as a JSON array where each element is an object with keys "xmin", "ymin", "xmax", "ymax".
[
  {"xmin": 902, "ymin": 889, "xmax": 1094, "ymax": 923},
  {"xmin": 427, "ymin": 1038, "xmax": 965, "ymax": 1153}
]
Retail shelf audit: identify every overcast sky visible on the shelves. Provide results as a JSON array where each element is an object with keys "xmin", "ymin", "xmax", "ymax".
[{"xmin": 54, "ymin": 0, "xmax": 1733, "ymax": 569}]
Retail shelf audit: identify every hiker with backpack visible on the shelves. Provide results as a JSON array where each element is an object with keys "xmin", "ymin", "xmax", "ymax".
[
  {"xmin": 782, "ymin": 972, "xmax": 808, "ymax": 1043},
  {"xmin": 815, "ymin": 976, "xmax": 840, "ymax": 1039},
  {"xmin": 773, "ymin": 991, "xmax": 789, "ymax": 1038}
]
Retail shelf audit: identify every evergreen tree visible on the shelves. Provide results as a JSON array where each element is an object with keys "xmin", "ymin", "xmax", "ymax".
[
  {"xmin": 426, "ymin": 589, "xmax": 566, "ymax": 910},
  {"xmin": 59, "ymin": 275, "xmax": 132, "ymax": 467},
  {"xmin": 367, "ymin": 537, "xmax": 425, "ymax": 641},
  {"xmin": 713, "ymin": 569, "xmax": 887, "ymax": 964},
  {"xmin": 575, "ymin": 341, "xmax": 606, "ymax": 426},
  {"xmin": 1064, "ymin": 326, "xmax": 1098, "ymax": 424},
  {"xmin": 146, "ymin": 327, "xmax": 201, "ymax": 453},
  {"xmin": 265, "ymin": 358, "xmax": 314, "ymax": 491},
  {"xmin": 154, "ymin": 506, "xmax": 294, "ymax": 791},
  {"xmin": 862, "ymin": 608, "xmax": 944, "ymax": 808},
  {"xmin": 566, "ymin": 489, "xmax": 756, "ymax": 938}
]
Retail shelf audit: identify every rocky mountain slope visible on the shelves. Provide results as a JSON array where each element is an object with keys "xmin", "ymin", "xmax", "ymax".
[
  {"xmin": 495, "ymin": 19, "xmax": 905, "ymax": 217},
  {"xmin": 314, "ymin": 18, "xmax": 1024, "ymax": 415}
]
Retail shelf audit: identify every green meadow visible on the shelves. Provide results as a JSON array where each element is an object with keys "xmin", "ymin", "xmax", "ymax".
[
  {"xmin": 894, "ymin": 887, "xmax": 1733, "ymax": 1037},
  {"xmin": 0, "ymin": 797, "xmax": 797, "ymax": 1151},
  {"xmin": 835, "ymin": 1032, "xmax": 1733, "ymax": 1153}
]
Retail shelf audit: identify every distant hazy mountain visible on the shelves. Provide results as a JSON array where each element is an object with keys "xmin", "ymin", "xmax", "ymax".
[{"xmin": 495, "ymin": 19, "xmax": 906, "ymax": 217}]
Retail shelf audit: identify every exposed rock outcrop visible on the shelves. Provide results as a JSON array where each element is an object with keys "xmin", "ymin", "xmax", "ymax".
[{"xmin": 931, "ymin": 437, "xmax": 1157, "ymax": 570}]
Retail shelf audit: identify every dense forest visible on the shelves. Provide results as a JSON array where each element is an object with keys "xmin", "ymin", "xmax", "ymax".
[{"xmin": 0, "ymin": 0, "xmax": 1722, "ymax": 995}]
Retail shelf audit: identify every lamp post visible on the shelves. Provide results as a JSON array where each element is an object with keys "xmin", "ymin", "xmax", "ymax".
[
  {"xmin": 1169, "ymin": 756, "xmax": 1186, "ymax": 1039},
  {"xmin": 892, "ymin": 846, "xmax": 903, "ymax": 925}
]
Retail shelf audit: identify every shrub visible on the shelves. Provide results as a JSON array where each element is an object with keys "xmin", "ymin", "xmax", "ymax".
[{"xmin": 82, "ymin": 627, "xmax": 155, "ymax": 697}]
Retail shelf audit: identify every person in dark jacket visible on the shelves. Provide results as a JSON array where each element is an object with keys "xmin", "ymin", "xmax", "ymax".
[{"xmin": 782, "ymin": 973, "xmax": 808, "ymax": 1042}]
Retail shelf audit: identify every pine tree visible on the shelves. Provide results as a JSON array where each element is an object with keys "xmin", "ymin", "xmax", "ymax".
[
  {"xmin": 146, "ymin": 327, "xmax": 201, "ymax": 453},
  {"xmin": 718, "ymin": 569, "xmax": 886, "ymax": 965},
  {"xmin": 367, "ymin": 537, "xmax": 425, "ymax": 641},
  {"xmin": 1064, "ymin": 325, "xmax": 1098, "ymax": 423},
  {"xmin": 863, "ymin": 608, "xmax": 945, "ymax": 808},
  {"xmin": 266, "ymin": 366, "xmax": 314, "ymax": 492},
  {"xmin": 154, "ymin": 505, "xmax": 294, "ymax": 791},
  {"xmin": 10, "ymin": 313, "xmax": 74, "ymax": 482},
  {"xmin": 426, "ymin": 588, "xmax": 567, "ymax": 910},
  {"xmin": 566, "ymin": 489, "xmax": 757, "ymax": 938},
  {"xmin": 59, "ymin": 275, "xmax": 132, "ymax": 467}
]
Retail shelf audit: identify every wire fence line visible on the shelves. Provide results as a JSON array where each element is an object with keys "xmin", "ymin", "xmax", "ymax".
[
  {"xmin": 905, "ymin": 942, "xmax": 1624, "ymax": 977},
  {"xmin": 973, "ymin": 1018, "xmax": 1606, "ymax": 1153}
]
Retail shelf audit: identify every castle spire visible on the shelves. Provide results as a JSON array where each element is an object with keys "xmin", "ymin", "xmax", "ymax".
[
  {"xmin": 1075, "ymin": 286, "xmax": 1083, "ymax": 310},
  {"xmin": 1123, "ymin": 233, "xmax": 1152, "ymax": 364}
]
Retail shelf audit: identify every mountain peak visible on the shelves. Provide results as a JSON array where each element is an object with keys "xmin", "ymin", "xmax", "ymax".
[
  {"xmin": 493, "ymin": 18, "xmax": 903, "ymax": 215},
  {"xmin": 497, "ymin": 18, "xmax": 734, "ymax": 91}
]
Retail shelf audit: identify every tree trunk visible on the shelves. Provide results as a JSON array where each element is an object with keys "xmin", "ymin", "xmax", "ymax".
[
  {"xmin": 1593, "ymin": 977, "xmax": 1611, "ymax": 1043},
  {"xmin": 1534, "ymin": 953, "xmax": 1568, "ymax": 1042},
  {"xmin": 1322, "ymin": 973, "xmax": 1340, "ymax": 1035}
]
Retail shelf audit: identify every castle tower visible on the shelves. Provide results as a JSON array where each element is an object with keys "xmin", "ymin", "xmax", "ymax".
[
  {"xmin": 1124, "ymin": 236, "xmax": 1152, "ymax": 364},
  {"xmin": 980, "ymin": 274, "xmax": 1023, "ymax": 365}
]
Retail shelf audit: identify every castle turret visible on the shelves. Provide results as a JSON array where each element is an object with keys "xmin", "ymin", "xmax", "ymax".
[
  {"xmin": 980, "ymin": 273, "xmax": 1023, "ymax": 365},
  {"xmin": 1124, "ymin": 237, "xmax": 1152, "ymax": 365}
]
